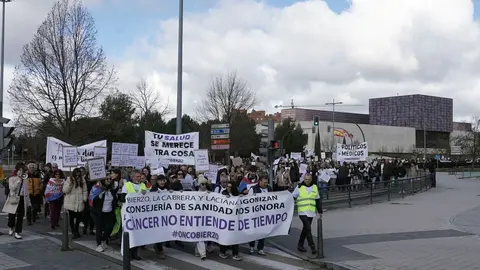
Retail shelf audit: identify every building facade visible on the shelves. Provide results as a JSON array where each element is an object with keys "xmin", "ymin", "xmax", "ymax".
[
  {"xmin": 247, "ymin": 110, "xmax": 281, "ymax": 124},
  {"xmin": 280, "ymin": 108, "xmax": 370, "ymax": 124},
  {"xmin": 369, "ymin": 94, "xmax": 453, "ymax": 132},
  {"xmin": 252, "ymin": 94, "xmax": 468, "ymax": 155}
]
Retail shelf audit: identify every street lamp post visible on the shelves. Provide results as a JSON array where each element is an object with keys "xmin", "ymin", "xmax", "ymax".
[
  {"xmin": 0, "ymin": 0, "xmax": 12, "ymax": 161},
  {"xmin": 175, "ymin": 0, "xmax": 183, "ymax": 135},
  {"xmin": 325, "ymin": 99, "xmax": 342, "ymax": 150},
  {"xmin": 281, "ymin": 128, "xmax": 294, "ymax": 155}
]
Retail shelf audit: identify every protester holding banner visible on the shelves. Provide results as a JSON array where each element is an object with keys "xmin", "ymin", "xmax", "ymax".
[
  {"xmin": 291, "ymin": 173, "xmax": 322, "ymax": 255},
  {"xmin": 194, "ymin": 175, "xmax": 211, "ymax": 260},
  {"xmin": 150, "ymin": 174, "xmax": 169, "ymax": 260},
  {"xmin": 88, "ymin": 174, "xmax": 118, "ymax": 252},
  {"xmin": 62, "ymin": 168, "xmax": 88, "ymax": 239},
  {"xmin": 214, "ymin": 175, "xmax": 228, "ymax": 194},
  {"xmin": 44, "ymin": 170, "xmax": 65, "ymax": 230},
  {"xmin": 119, "ymin": 170, "xmax": 151, "ymax": 260},
  {"xmin": 219, "ymin": 180, "xmax": 242, "ymax": 261},
  {"xmin": 247, "ymin": 175, "xmax": 272, "ymax": 256},
  {"xmin": 169, "ymin": 172, "xmax": 183, "ymax": 191}
]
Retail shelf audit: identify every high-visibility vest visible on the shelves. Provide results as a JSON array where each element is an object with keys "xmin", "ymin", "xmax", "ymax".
[
  {"xmin": 297, "ymin": 185, "xmax": 318, "ymax": 214},
  {"xmin": 124, "ymin": 182, "xmax": 149, "ymax": 194}
]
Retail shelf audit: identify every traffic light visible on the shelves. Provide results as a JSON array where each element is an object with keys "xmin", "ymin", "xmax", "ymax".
[
  {"xmin": 2, "ymin": 126, "xmax": 14, "ymax": 150},
  {"xmin": 0, "ymin": 117, "xmax": 13, "ymax": 152},
  {"xmin": 270, "ymin": 140, "xmax": 280, "ymax": 150},
  {"xmin": 260, "ymin": 120, "xmax": 274, "ymax": 154},
  {"xmin": 313, "ymin": 116, "xmax": 319, "ymax": 126}
]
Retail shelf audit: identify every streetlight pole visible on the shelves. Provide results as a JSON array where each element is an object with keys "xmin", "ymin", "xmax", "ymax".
[
  {"xmin": 325, "ymin": 99, "xmax": 342, "ymax": 150},
  {"xmin": 175, "ymin": 0, "xmax": 183, "ymax": 135},
  {"xmin": 0, "ymin": 0, "xmax": 11, "ymax": 162}
]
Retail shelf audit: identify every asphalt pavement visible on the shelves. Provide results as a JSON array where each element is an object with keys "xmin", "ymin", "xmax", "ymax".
[{"xmin": 271, "ymin": 173, "xmax": 480, "ymax": 270}]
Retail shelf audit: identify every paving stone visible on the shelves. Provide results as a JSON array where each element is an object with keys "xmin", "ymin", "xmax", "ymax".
[{"xmin": 0, "ymin": 237, "xmax": 121, "ymax": 270}]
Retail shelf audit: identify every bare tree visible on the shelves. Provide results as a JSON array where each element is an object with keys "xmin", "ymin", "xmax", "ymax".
[
  {"xmin": 321, "ymin": 137, "xmax": 336, "ymax": 152},
  {"xmin": 130, "ymin": 78, "xmax": 169, "ymax": 118},
  {"xmin": 196, "ymin": 71, "xmax": 257, "ymax": 123},
  {"xmin": 452, "ymin": 117, "xmax": 480, "ymax": 163},
  {"xmin": 391, "ymin": 146, "xmax": 404, "ymax": 158},
  {"xmin": 377, "ymin": 146, "xmax": 389, "ymax": 158},
  {"xmin": 8, "ymin": 0, "xmax": 115, "ymax": 139}
]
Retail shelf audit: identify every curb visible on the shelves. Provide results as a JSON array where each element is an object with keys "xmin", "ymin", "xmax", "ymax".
[
  {"xmin": 266, "ymin": 239, "xmax": 353, "ymax": 270},
  {"xmin": 33, "ymin": 230, "xmax": 141, "ymax": 270}
]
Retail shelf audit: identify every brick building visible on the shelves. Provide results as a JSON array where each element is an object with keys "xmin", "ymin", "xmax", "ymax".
[{"xmin": 247, "ymin": 110, "xmax": 281, "ymax": 124}]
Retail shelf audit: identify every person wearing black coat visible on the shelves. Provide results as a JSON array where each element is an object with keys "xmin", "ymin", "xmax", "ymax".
[
  {"xmin": 218, "ymin": 181, "xmax": 242, "ymax": 261},
  {"xmin": 247, "ymin": 176, "xmax": 272, "ymax": 256},
  {"xmin": 89, "ymin": 177, "xmax": 118, "ymax": 252}
]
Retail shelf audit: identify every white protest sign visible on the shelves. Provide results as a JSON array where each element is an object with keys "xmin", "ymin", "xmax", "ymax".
[
  {"xmin": 46, "ymin": 137, "xmax": 107, "ymax": 170},
  {"xmin": 77, "ymin": 140, "xmax": 107, "ymax": 164},
  {"xmin": 94, "ymin": 146, "xmax": 107, "ymax": 163},
  {"xmin": 291, "ymin": 152, "xmax": 301, "ymax": 160},
  {"xmin": 112, "ymin": 142, "xmax": 138, "ymax": 156},
  {"xmin": 111, "ymin": 142, "xmax": 139, "ymax": 167},
  {"xmin": 203, "ymin": 164, "xmax": 219, "ymax": 182},
  {"xmin": 62, "ymin": 146, "xmax": 78, "ymax": 167},
  {"xmin": 122, "ymin": 191, "xmax": 294, "ymax": 248},
  {"xmin": 194, "ymin": 149, "xmax": 209, "ymax": 172},
  {"xmin": 151, "ymin": 167, "xmax": 165, "ymax": 176},
  {"xmin": 144, "ymin": 131, "xmax": 199, "ymax": 165},
  {"xmin": 336, "ymin": 142, "xmax": 368, "ymax": 162},
  {"xmin": 87, "ymin": 157, "xmax": 106, "ymax": 181}
]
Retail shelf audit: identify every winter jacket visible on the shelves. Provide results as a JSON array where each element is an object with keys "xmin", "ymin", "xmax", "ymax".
[
  {"xmin": 62, "ymin": 177, "xmax": 87, "ymax": 212},
  {"xmin": 27, "ymin": 177, "xmax": 43, "ymax": 196}
]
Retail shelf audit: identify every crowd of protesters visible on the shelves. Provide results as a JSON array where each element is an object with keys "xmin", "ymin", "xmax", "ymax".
[{"xmin": 0, "ymin": 156, "xmax": 436, "ymax": 260}]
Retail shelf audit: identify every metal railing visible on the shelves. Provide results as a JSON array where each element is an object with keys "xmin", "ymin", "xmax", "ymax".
[{"xmin": 318, "ymin": 174, "xmax": 433, "ymax": 209}]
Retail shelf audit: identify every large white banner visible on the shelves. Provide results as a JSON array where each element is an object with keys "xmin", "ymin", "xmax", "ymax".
[
  {"xmin": 46, "ymin": 137, "xmax": 107, "ymax": 170},
  {"xmin": 144, "ymin": 131, "xmax": 199, "ymax": 165},
  {"xmin": 122, "ymin": 191, "xmax": 294, "ymax": 248},
  {"xmin": 336, "ymin": 142, "xmax": 368, "ymax": 162}
]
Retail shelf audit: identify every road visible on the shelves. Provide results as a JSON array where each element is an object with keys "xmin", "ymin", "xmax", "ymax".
[
  {"xmin": 271, "ymin": 173, "xmax": 480, "ymax": 270},
  {"xmin": 0, "ymin": 188, "xmax": 323, "ymax": 270}
]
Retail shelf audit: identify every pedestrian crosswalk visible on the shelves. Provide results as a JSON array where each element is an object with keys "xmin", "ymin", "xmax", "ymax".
[{"xmin": 75, "ymin": 240, "xmax": 319, "ymax": 270}]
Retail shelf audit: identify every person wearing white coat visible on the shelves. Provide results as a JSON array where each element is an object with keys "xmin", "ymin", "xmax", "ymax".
[
  {"xmin": 62, "ymin": 168, "xmax": 88, "ymax": 239},
  {"xmin": 2, "ymin": 167, "xmax": 30, "ymax": 239}
]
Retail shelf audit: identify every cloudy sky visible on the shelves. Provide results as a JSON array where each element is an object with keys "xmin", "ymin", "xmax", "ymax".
[{"xmin": 3, "ymin": 0, "xmax": 480, "ymax": 123}]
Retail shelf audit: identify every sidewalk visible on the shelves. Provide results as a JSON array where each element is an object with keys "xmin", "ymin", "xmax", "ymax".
[
  {"xmin": 0, "ymin": 229, "xmax": 122, "ymax": 270},
  {"xmin": 270, "ymin": 173, "xmax": 480, "ymax": 270}
]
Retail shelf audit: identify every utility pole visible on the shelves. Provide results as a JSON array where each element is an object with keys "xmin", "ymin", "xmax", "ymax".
[
  {"xmin": 0, "ymin": 0, "xmax": 12, "ymax": 163},
  {"xmin": 423, "ymin": 120, "xmax": 427, "ymax": 161},
  {"xmin": 175, "ymin": 0, "xmax": 183, "ymax": 134},
  {"xmin": 325, "ymin": 99, "xmax": 342, "ymax": 150}
]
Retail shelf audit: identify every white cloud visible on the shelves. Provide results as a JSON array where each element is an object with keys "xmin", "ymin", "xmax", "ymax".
[
  {"xmin": 116, "ymin": 0, "xmax": 480, "ymax": 121},
  {"xmin": 5, "ymin": 0, "xmax": 480, "ymax": 124}
]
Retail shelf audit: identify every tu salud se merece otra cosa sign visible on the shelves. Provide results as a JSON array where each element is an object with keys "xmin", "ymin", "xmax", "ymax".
[{"xmin": 144, "ymin": 131, "xmax": 200, "ymax": 165}]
